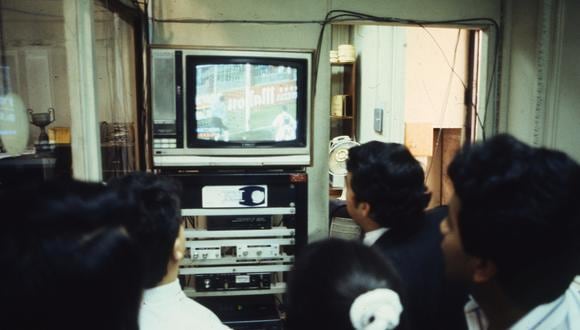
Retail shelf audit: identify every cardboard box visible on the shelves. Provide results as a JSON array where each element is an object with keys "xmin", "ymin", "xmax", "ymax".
[
  {"xmin": 405, "ymin": 123, "xmax": 433, "ymax": 156},
  {"xmin": 48, "ymin": 127, "xmax": 71, "ymax": 144}
]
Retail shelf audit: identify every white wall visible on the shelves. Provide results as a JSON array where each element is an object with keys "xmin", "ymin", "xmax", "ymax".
[
  {"xmin": 150, "ymin": 0, "xmax": 501, "ymax": 241},
  {"xmin": 500, "ymin": 0, "xmax": 540, "ymax": 140},
  {"xmin": 501, "ymin": 0, "xmax": 580, "ymax": 162},
  {"xmin": 404, "ymin": 27, "xmax": 468, "ymax": 129},
  {"xmin": 546, "ymin": 0, "xmax": 580, "ymax": 161},
  {"xmin": 354, "ymin": 25, "xmax": 406, "ymax": 144},
  {"xmin": 354, "ymin": 26, "xmax": 468, "ymax": 147}
]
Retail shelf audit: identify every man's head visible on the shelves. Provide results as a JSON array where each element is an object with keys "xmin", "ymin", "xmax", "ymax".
[
  {"xmin": 346, "ymin": 141, "xmax": 430, "ymax": 232},
  {"xmin": 110, "ymin": 172, "xmax": 184, "ymax": 289},
  {"xmin": 440, "ymin": 134, "xmax": 580, "ymax": 309},
  {"xmin": 0, "ymin": 180, "xmax": 143, "ymax": 330}
]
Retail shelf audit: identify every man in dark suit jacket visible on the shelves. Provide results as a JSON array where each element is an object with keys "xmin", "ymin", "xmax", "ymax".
[{"xmin": 345, "ymin": 141, "xmax": 467, "ymax": 330}]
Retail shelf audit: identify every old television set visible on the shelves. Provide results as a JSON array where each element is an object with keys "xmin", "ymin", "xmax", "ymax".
[{"xmin": 150, "ymin": 47, "xmax": 313, "ymax": 167}]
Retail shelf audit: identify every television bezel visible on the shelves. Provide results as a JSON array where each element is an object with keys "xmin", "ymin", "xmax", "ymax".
[{"xmin": 151, "ymin": 47, "xmax": 313, "ymax": 168}]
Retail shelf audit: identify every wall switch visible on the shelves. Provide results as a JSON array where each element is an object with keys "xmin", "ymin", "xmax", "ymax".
[{"xmin": 374, "ymin": 108, "xmax": 383, "ymax": 133}]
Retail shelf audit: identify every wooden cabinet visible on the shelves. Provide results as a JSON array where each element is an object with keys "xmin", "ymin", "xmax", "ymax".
[{"xmin": 330, "ymin": 61, "xmax": 357, "ymax": 140}]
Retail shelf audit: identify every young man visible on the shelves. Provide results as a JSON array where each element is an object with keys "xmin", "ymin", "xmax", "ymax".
[
  {"xmin": 346, "ymin": 141, "xmax": 467, "ymax": 330},
  {"xmin": 441, "ymin": 134, "xmax": 580, "ymax": 329},
  {"xmin": 0, "ymin": 180, "xmax": 143, "ymax": 330},
  {"xmin": 111, "ymin": 173, "xmax": 230, "ymax": 330}
]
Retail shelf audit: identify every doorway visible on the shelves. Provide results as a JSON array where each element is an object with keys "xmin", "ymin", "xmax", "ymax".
[{"xmin": 329, "ymin": 24, "xmax": 484, "ymax": 207}]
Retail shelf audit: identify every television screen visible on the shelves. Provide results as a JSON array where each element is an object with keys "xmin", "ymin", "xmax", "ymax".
[
  {"xmin": 188, "ymin": 57, "xmax": 307, "ymax": 148},
  {"xmin": 195, "ymin": 63, "xmax": 298, "ymax": 142}
]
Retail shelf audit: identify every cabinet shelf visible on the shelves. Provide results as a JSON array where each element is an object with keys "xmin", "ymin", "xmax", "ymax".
[
  {"xmin": 183, "ymin": 283, "xmax": 287, "ymax": 298},
  {"xmin": 330, "ymin": 115, "xmax": 354, "ymax": 120},
  {"xmin": 184, "ymin": 227, "xmax": 295, "ymax": 239},
  {"xmin": 181, "ymin": 254, "xmax": 295, "ymax": 267},
  {"xmin": 330, "ymin": 57, "xmax": 357, "ymax": 141},
  {"xmin": 331, "ymin": 61, "xmax": 355, "ymax": 66}
]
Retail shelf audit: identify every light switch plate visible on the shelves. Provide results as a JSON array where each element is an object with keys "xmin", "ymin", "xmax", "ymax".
[{"xmin": 374, "ymin": 108, "xmax": 383, "ymax": 133}]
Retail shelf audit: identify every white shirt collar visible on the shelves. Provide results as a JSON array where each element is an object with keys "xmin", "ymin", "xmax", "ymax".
[
  {"xmin": 142, "ymin": 279, "xmax": 183, "ymax": 306},
  {"xmin": 363, "ymin": 227, "xmax": 388, "ymax": 246},
  {"xmin": 464, "ymin": 296, "xmax": 489, "ymax": 330},
  {"xmin": 139, "ymin": 278, "xmax": 232, "ymax": 330},
  {"xmin": 511, "ymin": 286, "xmax": 580, "ymax": 330},
  {"xmin": 464, "ymin": 284, "xmax": 580, "ymax": 330}
]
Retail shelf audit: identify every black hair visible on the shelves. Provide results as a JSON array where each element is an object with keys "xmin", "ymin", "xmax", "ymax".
[
  {"xmin": 109, "ymin": 172, "xmax": 183, "ymax": 288},
  {"xmin": 286, "ymin": 239, "xmax": 405, "ymax": 330},
  {"xmin": 448, "ymin": 134, "xmax": 580, "ymax": 308},
  {"xmin": 346, "ymin": 141, "xmax": 430, "ymax": 231},
  {"xmin": 0, "ymin": 180, "xmax": 143, "ymax": 330}
]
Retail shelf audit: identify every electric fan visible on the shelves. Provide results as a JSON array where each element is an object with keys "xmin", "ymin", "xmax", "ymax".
[{"xmin": 329, "ymin": 135, "xmax": 360, "ymax": 188}]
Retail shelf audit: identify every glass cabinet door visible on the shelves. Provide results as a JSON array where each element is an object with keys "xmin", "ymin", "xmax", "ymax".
[{"xmin": 0, "ymin": 0, "xmax": 140, "ymax": 187}]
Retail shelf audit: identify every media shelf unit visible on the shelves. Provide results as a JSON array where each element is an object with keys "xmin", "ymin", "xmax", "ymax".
[{"xmin": 157, "ymin": 170, "xmax": 307, "ymax": 329}]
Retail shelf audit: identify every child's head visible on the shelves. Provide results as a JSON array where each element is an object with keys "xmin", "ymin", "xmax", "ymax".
[{"xmin": 286, "ymin": 239, "xmax": 404, "ymax": 330}]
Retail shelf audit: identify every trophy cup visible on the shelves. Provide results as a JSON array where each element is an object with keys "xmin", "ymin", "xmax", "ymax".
[{"xmin": 28, "ymin": 107, "xmax": 55, "ymax": 153}]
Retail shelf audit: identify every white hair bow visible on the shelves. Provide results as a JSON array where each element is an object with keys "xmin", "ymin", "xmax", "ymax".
[{"xmin": 349, "ymin": 288, "xmax": 403, "ymax": 330}]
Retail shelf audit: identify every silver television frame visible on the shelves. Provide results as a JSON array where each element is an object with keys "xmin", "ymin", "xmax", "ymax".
[{"xmin": 150, "ymin": 46, "xmax": 313, "ymax": 168}]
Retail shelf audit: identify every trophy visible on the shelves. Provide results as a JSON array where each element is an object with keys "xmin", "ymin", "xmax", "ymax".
[{"xmin": 28, "ymin": 107, "xmax": 55, "ymax": 153}]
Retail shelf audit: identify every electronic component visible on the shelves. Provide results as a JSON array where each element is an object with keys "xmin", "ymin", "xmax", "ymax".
[
  {"xmin": 207, "ymin": 215, "xmax": 272, "ymax": 230},
  {"xmin": 195, "ymin": 273, "xmax": 271, "ymax": 291},
  {"xmin": 191, "ymin": 246, "xmax": 221, "ymax": 260},
  {"xmin": 236, "ymin": 244, "xmax": 279, "ymax": 259},
  {"xmin": 197, "ymin": 296, "xmax": 282, "ymax": 330}
]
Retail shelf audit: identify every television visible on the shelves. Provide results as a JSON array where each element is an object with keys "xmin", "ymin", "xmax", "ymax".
[{"xmin": 150, "ymin": 47, "xmax": 313, "ymax": 167}]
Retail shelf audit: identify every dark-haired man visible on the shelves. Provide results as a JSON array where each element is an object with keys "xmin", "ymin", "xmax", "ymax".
[
  {"xmin": 346, "ymin": 141, "xmax": 467, "ymax": 330},
  {"xmin": 0, "ymin": 180, "xmax": 143, "ymax": 330},
  {"xmin": 441, "ymin": 134, "xmax": 580, "ymax": 329},
  {"xmin": 111, "ymin": 173, "xmax": 230, "ymax": 330}
]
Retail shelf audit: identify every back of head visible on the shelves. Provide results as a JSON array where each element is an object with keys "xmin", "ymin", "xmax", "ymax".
[
  {"xmin": 0, "ymin": 180, "xmax": 142, "ymax": 330},
  {"xmin": 347, "ymin": 141, "xmax": 430, "ymax": 231},
  {"xmin": 448, "ymin": 134, "xmax": 580, "ymax": 308},
  {"xmin": 109, "ymin": 172, "xmax": 183, "ymax": 288},
  {"xmin": 286, "ymin": 239, "xmax": 404, "ymax": 330}
]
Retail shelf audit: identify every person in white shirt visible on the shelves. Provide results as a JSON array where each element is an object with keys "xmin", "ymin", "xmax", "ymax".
[
  {"xmin": 272, "ymin": 106, "xmax": 297, "ymax": 141},
  {"xmin": 111, "ymin": 173, "xmax": 230, "ymax": 330},
  {"xmin": 440, "ymin": 134, "xmax": 580, "ymax": 330}
]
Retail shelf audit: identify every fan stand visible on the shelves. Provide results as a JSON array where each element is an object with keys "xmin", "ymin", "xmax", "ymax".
[{"xmin": 338, "ymin": 185, "xmax": 347, "ymax": 200}]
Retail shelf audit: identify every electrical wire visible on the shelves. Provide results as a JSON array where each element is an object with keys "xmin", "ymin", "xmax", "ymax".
[
  {"xmin": 424, "ymin": 29, "xmax": 463, "ymax": 183},
  {"xmin": 131, "ymin": 0, "xmax": 146, "ymax": 9},
  {"xmin": 312, "ymin": 10, "xmax": 500, "ymax": 141},
  {"xmin": 309, "ymin": 10, "xmax": 499, "ymax": 186},
  {"xmin": 0, "ymin": 7, "xmax": 62, "ymax": 18},
  {"xmin": 152, "ymin": 18, "xmax": 324, "ymax": 24},
  {"xmin": 418, "ymin": 24, "xmax": 468, "ymax": 89},
  {"xmin": 148, "ymin": 9, "xmax": 500, "ymax": 141}
]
